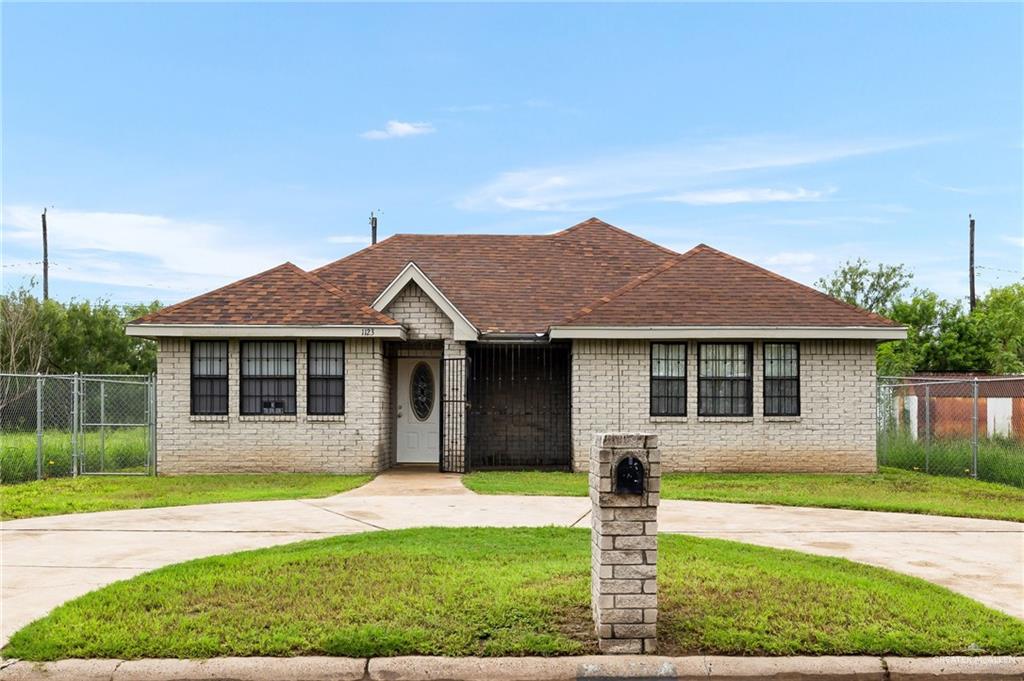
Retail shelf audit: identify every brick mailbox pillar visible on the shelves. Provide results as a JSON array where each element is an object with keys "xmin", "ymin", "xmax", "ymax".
[{"xmin": 590, "ymin": 432, "xmax": 660, "ymax": 654}]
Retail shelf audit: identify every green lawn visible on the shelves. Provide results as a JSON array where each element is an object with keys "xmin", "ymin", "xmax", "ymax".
[
  {"xmin": 462, "ymin": 467, "xmax": 1024, "ymax": 522},
  {"xmin": 0, "ymin": 474, "xmax": 371, "ymax": 520},
  {"xmin": 6, "ymin": 527, "xmax": 1022, "ymax": 660},
  {"xmin": 1, "ymin": 428, "xmax": 151, "ymax": 483},
  {"xmin": 881, "ymin": 433, "xmax": 1024, "ymax": 488}
]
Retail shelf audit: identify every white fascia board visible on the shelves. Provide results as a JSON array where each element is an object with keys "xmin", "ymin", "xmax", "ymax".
[
  {"xmin": 124, "ymin": 324, "xmax": 407, "ymax": 339},
  {"xmin": 548, "ymin": 325, "xmax": 908, "ymax": 340},
  {"xmin": 371, "ymin": 262, "xmax": 479, "ymax": 341}
]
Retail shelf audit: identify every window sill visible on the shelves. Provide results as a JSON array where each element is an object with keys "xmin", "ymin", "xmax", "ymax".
[
  {"xmin": 190, "ymin": 414, "xmax": 228, "ymax": 422},
  {"xmin": 239, "ymin": 415, "xmax": 297, "ymax": 422},
  {"xmin": 765, "ymin": 415, "xmax": 802, "ymax": 423},
  {"xmin": 306, "ymin": 414, "xmax": 346, "ymax": 422},
  {"xmin": 698, "ymin": 416, "xmax": 754, "ymax": 423},
  {"xmin": 649, "ymin": 415, "xmax": 688, "ymax": 423}
]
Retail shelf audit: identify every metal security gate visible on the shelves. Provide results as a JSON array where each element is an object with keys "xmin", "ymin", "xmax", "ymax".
[
  {"xmin": 466, "ymin": 343, "xmax": 571, "ymax": 470},
  {"xmin": 441, "ymin": 356, "xmax": 468, "ymax": 473}
]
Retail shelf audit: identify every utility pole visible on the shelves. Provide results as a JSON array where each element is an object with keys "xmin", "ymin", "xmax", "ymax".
[
  {"xmin": 968, "ymin": 214, "xmax": 976, "ymax": 312},
  {"xmin": 369, "ymin": 211, "xmax": 378, "ymax": 245},
  {"xmin": 41, "ymin": 208, "xmax": 49, "ymax": 301}
]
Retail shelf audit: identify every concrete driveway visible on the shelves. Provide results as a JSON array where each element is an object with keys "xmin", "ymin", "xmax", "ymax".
[{"xmin": 2, "ymin": 467, "xmax": 1022, "ymax": 646}]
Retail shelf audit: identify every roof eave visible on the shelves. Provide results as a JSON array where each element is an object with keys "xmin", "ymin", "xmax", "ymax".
[
  {"xmin": 548, "ymin": 325, "xmax": 907, "ymax": 340},
  {"xmin": 124, "ymin": 324, "xmax": 407, "ymax": 340}
]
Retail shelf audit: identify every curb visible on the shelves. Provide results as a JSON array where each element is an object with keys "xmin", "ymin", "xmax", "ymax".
[{"xmin": 0, "ymin": 655, "xmax": 1021, "ymax": 681}]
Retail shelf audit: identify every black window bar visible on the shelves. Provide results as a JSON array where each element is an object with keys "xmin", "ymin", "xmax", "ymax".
[
  {"xmin": 240, "ymin": 341, "xmax": 296, "ymax": 415},
  {"xmin": 191, "ymin": 340, "xmax": 228, "ymax": 415},
  {"xmin": 307, "ymin": 341, "xmax": 345, "ymax": 415},
  {"xmin": 466, "ymin": 343, "xmax": 571, "ymax": 470},
  {"xmin": 698, "ymin": 342, "xmax": 753, "ymax": 416},
  {"xmin": 764, "ymin": 342, "xmax": 800, "ymax": 416},
  {"xmin": 650, "ymin": 342, "xmax": 686, "ymax": 416}
]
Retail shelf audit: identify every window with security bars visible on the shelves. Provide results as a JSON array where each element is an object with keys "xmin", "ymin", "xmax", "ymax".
[
  {"xmin": 650, "ymin": 342, "xmax": 686, "ymax": 416},
  {"xmin": 307, "ymin": 341, "xmax": 345, "ymax": 415},
  {"xmin": 240, "ymin": 341, "xmax": 296, "ymax": 415},
  {"xmin": 764, "ymin": 342, "xmax": 800, "ymax": 416},
  {"xmin": 698, "ymin": 343, "xmax": 753, "ymax": 416},
  {"xmin": 191, "ymin": 341, "xmax": 228, "ymax": 415}
]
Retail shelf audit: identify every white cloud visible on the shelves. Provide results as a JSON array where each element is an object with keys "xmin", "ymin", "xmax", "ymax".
[
  {"xmin": 457, "ymin": 135, "xmax": 933, "ymax": 212},
  {"xmin": 765, "ymin": 251, "xmax": 819, "ymax": 266},
  {"xmin": 1, "ymin": 205, "xmax": 316, "ymax": 297},
  {"xmin": 360, "ymin": 120, "xmax": 435, "ymax": 140},
  {"xmin": 659, "ymin": 186, "xmax": 833, "ymax": 206}
]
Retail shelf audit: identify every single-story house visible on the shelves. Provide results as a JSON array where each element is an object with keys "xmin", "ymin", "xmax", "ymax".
[{"xmin": 126, "ymin": 218, "xmax": 905, "ymax": 475}]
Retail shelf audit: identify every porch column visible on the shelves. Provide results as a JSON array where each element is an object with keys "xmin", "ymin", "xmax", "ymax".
[{"xmin": 442, "ymin": 340, "xmax": 468, "ymax": 471}]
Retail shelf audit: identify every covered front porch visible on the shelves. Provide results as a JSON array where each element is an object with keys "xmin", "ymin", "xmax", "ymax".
[{"xmin": 384, "ymin": 341, "xmax": 572, "ymax": 473}]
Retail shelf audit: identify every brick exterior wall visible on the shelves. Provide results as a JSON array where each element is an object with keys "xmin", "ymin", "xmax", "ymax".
[
  {"xmin": 383, "ymin": 283, "xmax": 454, "ymax": 340},
  {"xmin": 571, "ymin": 339, "xmax": 878, "ymax": 473},
  {"xmin": 155, "ymin": 337, "xmax": 389, "ymax": 475}
]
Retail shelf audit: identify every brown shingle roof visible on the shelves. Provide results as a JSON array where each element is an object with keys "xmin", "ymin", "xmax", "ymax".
[
  {"xmin": 560, "ymin": 244, "xmax": 899, "ymax": 328},
  {"xmin": 132, "ymin": 218, "xmax": 896, "ymax": 333},
  {"xmin": 131, "ymin": 262, "xmax": 397, "ymax": 326},
  {"xmin": 313, "ymin": 218, "xmax": 678, "ymax": 334}
]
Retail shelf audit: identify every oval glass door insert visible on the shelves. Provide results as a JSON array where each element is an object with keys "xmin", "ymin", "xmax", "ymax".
[{"xmin": 410, "ymin": 362, "xmax": 435, "ymax": 421}]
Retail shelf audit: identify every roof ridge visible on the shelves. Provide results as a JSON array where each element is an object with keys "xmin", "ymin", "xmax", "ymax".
[
  {"xmin": 555, "ymin": 217, "xmax": 680, "ymax": 257},
  {"xmin": 559, "ymin": 245, "xmax": 706, "ymax": 325},
  {"xmin": 129, "ymin": 262, "xmax": 297, "ymax": 324},
  {"xmin": 289, "ymin": 265, "xmax": 398, "ymax": 325},
  {"xmin": 693, "ymin": 245, "xmax": 900, "ymax": 326}
]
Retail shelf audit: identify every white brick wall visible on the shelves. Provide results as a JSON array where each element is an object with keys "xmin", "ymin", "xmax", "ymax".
[
  {"xmin": 571, "ymin": 339, "xmax": 878, "ymax": 473},
  {"xmin": 156, "ymin": 338, "xmax": 389, "ymax": 475}
]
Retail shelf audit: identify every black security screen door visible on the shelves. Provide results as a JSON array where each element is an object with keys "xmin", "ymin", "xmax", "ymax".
[{"xmin": 467, "ymin": 343, "xmax": 571, "ymax": 470}]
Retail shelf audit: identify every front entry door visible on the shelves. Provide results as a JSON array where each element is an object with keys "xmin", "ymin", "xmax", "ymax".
[{"xmin": 396, "ymin": 358, "xmax": 440, "ymax": 463}]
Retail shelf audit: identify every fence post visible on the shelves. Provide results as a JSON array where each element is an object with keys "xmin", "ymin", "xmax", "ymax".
[
  {"xmin": 36, "ymin": 373, "xmax": 44, "ymax": 481},
  {"xmin": 99, "ymin": 380, "xmax": 106, "ymax": 473},
  {"xmin": 924, "ymin": 384, "xmax": 931, "ymax": 474},
  {"xmin": 878, "ymin": 383, "xmax": 888, "ymax": 466},
  {"xmin": 971, "ymin": 378, "xmax": 979, "ymax": 479},
  {"xmin": 72, "ymin": 372, "xmax": 80, "ymax": 477}
]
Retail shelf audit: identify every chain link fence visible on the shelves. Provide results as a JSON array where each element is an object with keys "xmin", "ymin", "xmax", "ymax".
[
  {"xmin": 0, "ymin": 373, "xmax": 156, "ymax": 484},
  {"xmin": 877, "ymin": 376, "xmax": 1024, "ymax": 488}
]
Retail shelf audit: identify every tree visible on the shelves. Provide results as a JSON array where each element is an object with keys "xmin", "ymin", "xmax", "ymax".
[
  {"xmin": 0, "ymin": 284, "xmax": 52, "ymax": 374},
  {"xmin": 973, "ymin": 283, "xmax": 1024, "ymax": 374},
  {"xmin": 0, "ymin": 289, "xmax": 162, "ymax": 375},
  {"xmin": 815, "ymin": 258, "xmax": 914, "ymax": 315}
]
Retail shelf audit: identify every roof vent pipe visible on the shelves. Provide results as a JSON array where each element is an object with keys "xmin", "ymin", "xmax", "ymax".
[{"xmin": 369, "ymin": 211, "xmax": 378, "ymax": 245}]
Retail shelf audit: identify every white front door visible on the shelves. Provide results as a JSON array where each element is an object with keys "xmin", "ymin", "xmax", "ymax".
[{"xmin": 396, "ymin": 358, "xmax": 440, "ymax": 463}]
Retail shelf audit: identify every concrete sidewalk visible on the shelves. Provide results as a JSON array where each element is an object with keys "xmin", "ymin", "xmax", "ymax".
[
  {"xmin": 3, "ymin": 655, "xmax": 1023, "ymax": 680},
  {"xmin": 2, "ymin": 467, "xmax": 1022, "ymax": 646}
]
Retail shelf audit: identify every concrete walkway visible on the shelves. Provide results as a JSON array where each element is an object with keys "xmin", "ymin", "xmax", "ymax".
[{"xmin": 2, "ymin": 466, "xmax": 1022, "ymax": 646}]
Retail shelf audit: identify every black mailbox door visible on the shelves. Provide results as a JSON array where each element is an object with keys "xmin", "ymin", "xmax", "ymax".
[{"xmin": 615, "ymin": 456, "xmax": 645, "ymax": 494}]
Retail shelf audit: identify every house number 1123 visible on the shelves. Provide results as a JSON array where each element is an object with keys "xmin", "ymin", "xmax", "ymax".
[{"xmin": 361, "ymin": 328, "xmax": 375, "ymax": 336}]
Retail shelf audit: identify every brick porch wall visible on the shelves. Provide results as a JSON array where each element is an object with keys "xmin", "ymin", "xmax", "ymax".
[
  {"xmin": 571, "ymin": 339, "xmax": 877, "ymax": 473},
  {"xmin": 155, "ymin": 337, "xmax": 389, "ymax": 475}
]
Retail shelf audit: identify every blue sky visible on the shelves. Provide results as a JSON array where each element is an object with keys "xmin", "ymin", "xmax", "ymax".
[{"xmin": 2, "ymin": 2, "xmax": 1021, "ymax": 306}]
